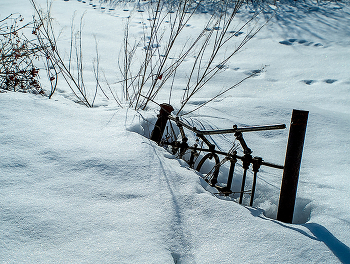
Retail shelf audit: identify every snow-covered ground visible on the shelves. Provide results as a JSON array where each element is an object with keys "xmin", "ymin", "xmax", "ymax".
[{"xmin": 1, "ymin": 0, "xmax": 350, "ymax": 263}]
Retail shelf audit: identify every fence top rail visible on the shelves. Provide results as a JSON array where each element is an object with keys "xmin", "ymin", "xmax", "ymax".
[{"xmin": 168, "ymin": 115, "xmax": 286, "ymax": 135}]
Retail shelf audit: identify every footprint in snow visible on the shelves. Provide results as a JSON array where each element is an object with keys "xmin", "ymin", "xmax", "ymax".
[
  {"xmin": 302, "ymin": 79, "xmax": 315, "ymax": 85},
  {"xmin": 216, "ymin": 64, "xmax": 228, "ymax": 70},
  {"xmin": 279, "ymin": 38, "xmax": 323, "ymax": 47},
  {"xmin": 245, "ymin": 69, "xmax": 263, "ymax": 76},
  {"xmin": 143, "ymin": 44, "xmax": 161, "ymax": 50},
  {"xmin": 228, "ymin": 31, "xmax": 244, "ymax": 36},
  {"xmin": 302, "ymin": 79, "xmax": 338, "ymax": 85},
  {"xmin": 324, "ymin": 79, "xmax": 337, "ymax": 84}
]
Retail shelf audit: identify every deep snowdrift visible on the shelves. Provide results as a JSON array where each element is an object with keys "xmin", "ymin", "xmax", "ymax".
[{"xmin": 1, "ymin": 92, "xmax": 348, "ymax": 263}]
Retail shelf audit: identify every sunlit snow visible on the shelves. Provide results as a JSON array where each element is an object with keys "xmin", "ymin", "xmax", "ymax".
[{"xmin": 1, "ymin": 0, "xmax": 350, "ymax": 263}]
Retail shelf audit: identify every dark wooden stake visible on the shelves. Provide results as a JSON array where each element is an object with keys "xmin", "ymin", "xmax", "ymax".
[
  {"xmin": 150, "ymin": 104, "xmax": 174, "ymax": 144},
  {"xmin": 277, "ymin": 109, "xmax": 309, "ymax": 223}
]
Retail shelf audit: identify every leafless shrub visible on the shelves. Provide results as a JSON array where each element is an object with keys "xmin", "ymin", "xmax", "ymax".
[
  {"xmin": 30, "ymin": 0, "xmax": 114, "ymax": 107},
  {"xmin": 119, "ymin": 0, "xmax": 271, "ymax": 115},
  {"xmin": 0, "ymin": 14, "xmax": 47, "ymax": 94},
  {"xmin": 30, "ymin": 0, "xmax": 95, "ymax": 106}
]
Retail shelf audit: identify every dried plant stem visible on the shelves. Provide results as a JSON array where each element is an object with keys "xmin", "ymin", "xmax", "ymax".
[{"xmin": 119, "ymin": 0, "xmax": 269, "ymax": 115}]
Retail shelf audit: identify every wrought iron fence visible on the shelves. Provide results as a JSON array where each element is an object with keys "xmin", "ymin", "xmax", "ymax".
[{"xmin": 150, "ymin": 104, "xmax": 308, "ymax": 223}]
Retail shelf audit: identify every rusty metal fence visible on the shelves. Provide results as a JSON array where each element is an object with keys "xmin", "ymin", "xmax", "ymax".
[{"xmin": 150, "ymin": 103, "xmax": 308, "ymax": 223}]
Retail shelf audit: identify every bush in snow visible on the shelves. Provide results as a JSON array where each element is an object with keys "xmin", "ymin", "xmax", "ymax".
[{"xmin": 0, "ymin": 14, "xmax": 45, "ymax": 95}]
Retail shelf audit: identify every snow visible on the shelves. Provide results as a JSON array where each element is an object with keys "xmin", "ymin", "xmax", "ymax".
[{"xmin": 1, "ymin": 0, "xmax": 350, "ymax": 263}]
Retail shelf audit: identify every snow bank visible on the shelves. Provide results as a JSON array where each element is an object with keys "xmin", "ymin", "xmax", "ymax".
[
  {"xmin": 0, "ymin": 92, "xmax": 347, "ymax": 263},
  {"xmin": 1, "ymin": 0, "xmax": 350, "ymax": 263}
]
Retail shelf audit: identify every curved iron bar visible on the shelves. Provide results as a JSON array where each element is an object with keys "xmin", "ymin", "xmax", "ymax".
[{"xmin": 196, "ymin": 152, "xmax": 221, "ymax": 186}]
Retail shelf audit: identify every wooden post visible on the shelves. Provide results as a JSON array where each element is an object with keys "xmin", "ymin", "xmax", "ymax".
[
  {"xmin": 150, "ymin": 104, "xmax": 174, "ymax": 144},
  {"xmin": 277, "ymin": 109, "xmax": 309, "ymax": 223}
]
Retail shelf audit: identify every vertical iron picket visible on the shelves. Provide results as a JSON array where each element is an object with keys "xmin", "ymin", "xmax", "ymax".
[
  {"xmin": 225, "ymin": 156, "xmax": 237, "ymax": 194},
  {"xmin": 250, "ymin": 157, "xmax": 262, "ymax": 207}
]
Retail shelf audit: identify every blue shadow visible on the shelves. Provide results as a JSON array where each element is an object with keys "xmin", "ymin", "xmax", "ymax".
[
  {"xmin": 247, "ymin": 207, "xmax": 350, "ymax": 264},
  {"xmin": 304, "ymin": 223, "xmax": 350, "ymax": 264}
]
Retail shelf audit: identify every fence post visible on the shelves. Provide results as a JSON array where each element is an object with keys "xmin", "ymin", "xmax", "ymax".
[
  {"xmin": 150, "ymin": 103, "xmax": 174, "ymax": 144},
  {"xmin": 277, "ymin": 109, "xmax": 309, "ymax": 223}
]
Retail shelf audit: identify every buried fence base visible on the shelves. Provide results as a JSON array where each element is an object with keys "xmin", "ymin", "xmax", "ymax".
[{"xmin": 277, "ymin": 109, "xmax": 308, "ymax": 224}]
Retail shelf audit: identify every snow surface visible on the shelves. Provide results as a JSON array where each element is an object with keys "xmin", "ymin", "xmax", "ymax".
[{"xmin": 1, "ymin": 0, "xmax": 350, "ymax": 263}]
